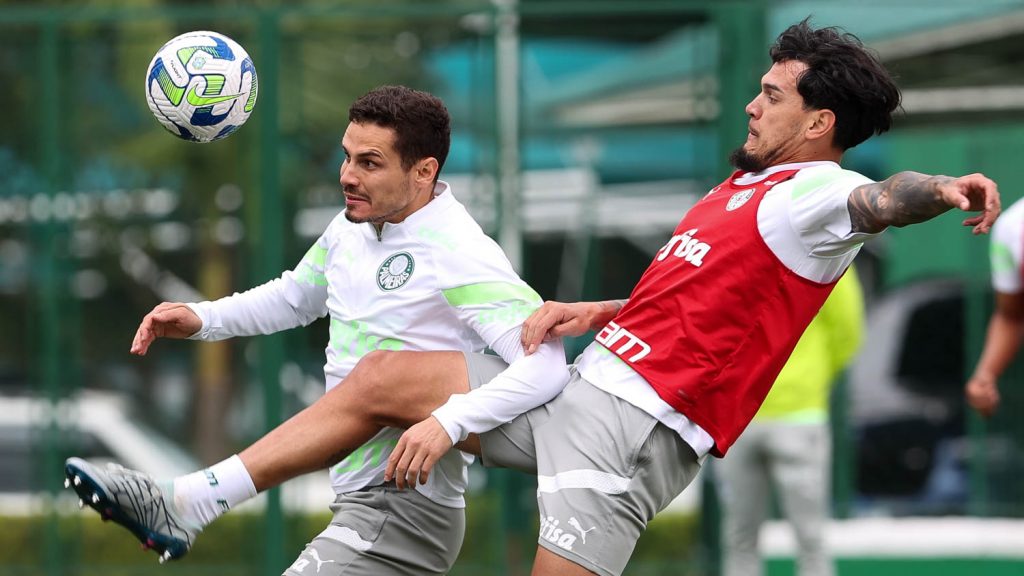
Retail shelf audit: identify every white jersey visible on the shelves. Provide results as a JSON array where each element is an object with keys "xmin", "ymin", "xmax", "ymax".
[
  {"xmin": 579, "ymin": 161, "xmax": 880, "ymax": 458},
  {"xmin": 990, "ymin": 196, "xmax": 1024, "ymax": 294},
  {"xmin": 187, "ymin": 181, "xmax": 568, "ymax": 507}
]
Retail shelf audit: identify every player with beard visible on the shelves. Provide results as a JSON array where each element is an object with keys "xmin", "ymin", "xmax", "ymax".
[
  {"xmin": 65, "ymin": 85, "xmax": 569, "ymax": 574},
  {"xmin": 66, "ymin": 20, "xmax": 1000, "ymax": 576}
]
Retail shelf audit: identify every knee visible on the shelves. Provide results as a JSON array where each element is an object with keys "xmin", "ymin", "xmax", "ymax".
[
  {"xmin": 349, "ymin": 350, "xmax": 392, "ymax": 383},
  {"xmin": 343, "ymin": 350, "xmax": 403, "ymax": 419}
]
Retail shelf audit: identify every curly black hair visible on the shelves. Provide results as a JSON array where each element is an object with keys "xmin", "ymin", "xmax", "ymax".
[{"xmin": 770, "ymin": 19, "xmax": 901, "ymax": 150}]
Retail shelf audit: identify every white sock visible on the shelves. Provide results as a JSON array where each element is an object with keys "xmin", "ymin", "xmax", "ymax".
[{"xmin": 169, "ymin": 454, "xmax": 258, "ymax": 528}]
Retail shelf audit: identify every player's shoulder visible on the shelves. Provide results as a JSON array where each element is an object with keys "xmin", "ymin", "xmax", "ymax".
[
  {"xmin": 796, "ymin": 162, "xmax": 862, "ymax": 176},
  {"xmin": 414, "ymin": 207, "xmax": 520, "ymax": 284},
  {"xmin": 992, "ymin": 196, "xmax": 1024, "ymax": 240},
  {"xmin": 1000, "ymin": 195, "xmax": 1024, "ymax": 220},
  {"xmin": 414, "ymin": 191, "xmax": 504, "ymax": 255},
  {"xmin": 418, "ymin": 221, "xmax": 511, "ymax": 275},
  {"xmin": 787, "ymin": 163, "xmax": 873, "ymax": 195}
]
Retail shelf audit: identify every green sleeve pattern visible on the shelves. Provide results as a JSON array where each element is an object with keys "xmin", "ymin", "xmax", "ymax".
[
  {"xmin": 443, "ymin": 282, "xmax": 543, "ymax": 327},
  {"xmin": 294, "ymin": 244, "xmax": 328, "ymax": 287}
]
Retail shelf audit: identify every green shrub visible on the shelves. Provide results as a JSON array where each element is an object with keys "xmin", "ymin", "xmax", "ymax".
[{"xmin": 1, "ymin": 505, "xmax": 700, "ymax": 575}]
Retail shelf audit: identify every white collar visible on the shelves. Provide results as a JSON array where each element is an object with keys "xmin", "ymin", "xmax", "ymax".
[
  {"xmin": 371, "ymin": 179, "xmax": 453, "ymax": 238},
  {"xmin": 733, "ymin": 161, "xmax": 840, "ymax": 186}
]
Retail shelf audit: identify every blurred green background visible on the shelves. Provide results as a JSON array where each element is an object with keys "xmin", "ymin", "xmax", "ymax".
[{"xmin": 2, "ymin": 0, "xmax": 1023, "ymax": 574}]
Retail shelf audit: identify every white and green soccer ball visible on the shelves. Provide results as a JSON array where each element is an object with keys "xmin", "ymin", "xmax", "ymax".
[{"xmin": 145, "ymin": 31, "xmax": 258, "ymax": 142}]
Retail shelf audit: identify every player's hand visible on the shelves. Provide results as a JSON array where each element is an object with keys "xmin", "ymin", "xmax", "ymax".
[
  {"xmin": 521, "ymin": 301, "xmax": 608, "ymax": 355},
  {"xmin": 384, "ymin": 416, "xmax": 453, "ymax": 489},
  {"xmin": 938, "ymin": 173, "xmax": 1000, "ymax": 234},
  {"xmin": 965, "ymin": 374, "xmax": 1000, "ymax": 418},
  {"xmin": 130, "ymin": 302, "xmax": 202, "ymax": 356}
]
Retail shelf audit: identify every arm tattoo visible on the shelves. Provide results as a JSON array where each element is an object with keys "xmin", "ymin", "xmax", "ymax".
[
  {"xmin": 591, "ymin": 299, "xmax": 627, "ymax": 331},
  {"xmin": 848, "ymin": 171, "xmax": 955, "ymax": 234},
  {"xmin": 606, "ymin": 299, "xmax": 628, "ymax": 314}
]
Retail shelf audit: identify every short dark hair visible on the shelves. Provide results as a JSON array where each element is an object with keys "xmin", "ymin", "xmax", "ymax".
[
  {"xmin": 770, "ymin": 19, "xmax": 901, "ymax": 150},
  {"xmin": 348, "ymin": 85, "xmax": 451, "ymax": 176}
]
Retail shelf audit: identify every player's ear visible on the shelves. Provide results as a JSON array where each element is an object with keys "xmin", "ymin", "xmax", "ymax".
[
  {"xmin": 415, "ymin": 157, "xmax": 439, "ymax": 184},
  {"xmin": 806, "ymin": 108, "xmax": 835, "ymax": 142}
]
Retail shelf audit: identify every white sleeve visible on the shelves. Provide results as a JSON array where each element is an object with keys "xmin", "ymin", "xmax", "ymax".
[
  {"xmin": 990, "ymin": 199, "xmax": 1024, "ymax": 294},
  {"xmin": 790, "ymin": 168, "xmax": 878, "ymax": 255},
  {"xmin": 430, "ymin": 327, "xmax": 569, "ymax": 444},
  {"xmin": 187, "ymin": 240, "xmax": 331, "ymax": 341},
  {"xmin": 759, "ymin": 167, "xmax": 881, "ymax": 283}
]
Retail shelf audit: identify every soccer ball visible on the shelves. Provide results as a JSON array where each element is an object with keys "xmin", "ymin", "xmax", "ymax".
[{"xmin": 144, "ymin": 31, "xmax": 258, "ymax": 142}]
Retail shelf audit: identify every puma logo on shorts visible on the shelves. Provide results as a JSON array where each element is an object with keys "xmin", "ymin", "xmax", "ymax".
[{"xmin": 540, "ymin": 515, "xmax": 597, "ymax": 551}]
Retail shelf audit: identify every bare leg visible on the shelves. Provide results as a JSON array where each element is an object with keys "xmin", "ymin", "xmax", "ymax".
[
  {"xmin": 60, "ymin": 350, "xmax": 476, "ymax": 562},
  {"xmin": 532, "ymin": 547, "xmax": 597, "ymax": 576},
  {"xmin": 239, "ymin": 350, "xmax": 472, "ymax": 492}
]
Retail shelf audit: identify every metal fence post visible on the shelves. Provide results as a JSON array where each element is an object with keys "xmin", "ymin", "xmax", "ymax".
[
  {"xmin": 36, "ymin": 15, "xmax": 66, "ymax": 576},
  {"xmin": 256, "ymin": 8, "xmax": 287, "ymax": 574},
  {"xmin": 707, "ymin": 3, "xmax": 766, "ymax": 574},
  {"xmin": 494, "ymin": 0, "xmax": 521, "ymax": 273},
  {"xmin": 965, "ymin": 216, "xmax": 990, "ymax": 517}
]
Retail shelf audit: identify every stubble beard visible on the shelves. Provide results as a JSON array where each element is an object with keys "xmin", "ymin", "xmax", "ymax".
[
  {"xmin": 344, "ymin": 209, "xmax": 393, "ymax": 226},
  {"xmin": 342, "ymin": 183, "xmax": 414, "ymax": 225}
]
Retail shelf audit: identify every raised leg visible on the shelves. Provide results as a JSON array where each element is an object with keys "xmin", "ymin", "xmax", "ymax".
[
  {"xmin": 64, "ymin": 350, "xmax": 475, "ymax": 563},
  {"xmin": 240, "ymin": 350, "xmax": 472, "ymax": 491}
]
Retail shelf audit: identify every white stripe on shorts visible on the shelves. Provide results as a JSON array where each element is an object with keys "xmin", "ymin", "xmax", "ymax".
[
  {"xmin": 319, "ymin": 524, "xmax": 373, "ymax": 552},
  {"xmin": 536, "ymin": 469, "xmax": 630, "ymax": 495}
]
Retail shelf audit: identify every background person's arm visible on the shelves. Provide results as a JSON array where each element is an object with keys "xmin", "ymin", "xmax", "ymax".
[{"xmin": 966, "ymin": 291, "xmax": 1024, "ymax": 417}]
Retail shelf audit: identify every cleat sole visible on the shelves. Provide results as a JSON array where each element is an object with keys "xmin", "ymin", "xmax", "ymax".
[{"xmin": 63, "ymin": 458, "xmax": 189, "ymax": 561}]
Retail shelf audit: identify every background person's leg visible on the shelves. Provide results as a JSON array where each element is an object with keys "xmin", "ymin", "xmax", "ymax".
[
  {"xmin": 718, "ymin": 423, "xmax": 772, "ymax": 576},
  {"xmin": 770, "ymin": 422, "xmax": 834, "ymax": 576}
]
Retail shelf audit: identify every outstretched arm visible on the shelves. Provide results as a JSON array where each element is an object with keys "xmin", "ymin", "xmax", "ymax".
[
  {"xmin": 520, "ymin": 299, "xmax": 627, "ymax": 354},
  {"xmin": 966, "ymin": 291, "xmax": 1024, "ymax": 417},
  {"xmin": 848, "ymin": 172, "xmax": 1000, "ymax": 235},
  {"xmin": 133, "ymin": 237, "xmax": 332, "ymax": 354},
  {"xmin": 387, "ymin": 297, "xmax": 631, "ymax": 485}
]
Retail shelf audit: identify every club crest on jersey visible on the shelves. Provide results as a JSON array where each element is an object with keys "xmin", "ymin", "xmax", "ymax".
[
  {"xmin": 726, "ymin": 188, "xmax": 755, "ymax": 211},
  {"xmin": 377, "ymin": 252, "xmax": 415, "ymax": 291}
]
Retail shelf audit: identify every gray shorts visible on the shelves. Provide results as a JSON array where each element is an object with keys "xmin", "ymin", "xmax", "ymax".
[
  {"xmin": 282, "ymin": 484, "xmax": 464, "ymax": 576},
  {"xmin": 467, "ymin": 352, "xmax": 702, "ymax": 576}
]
